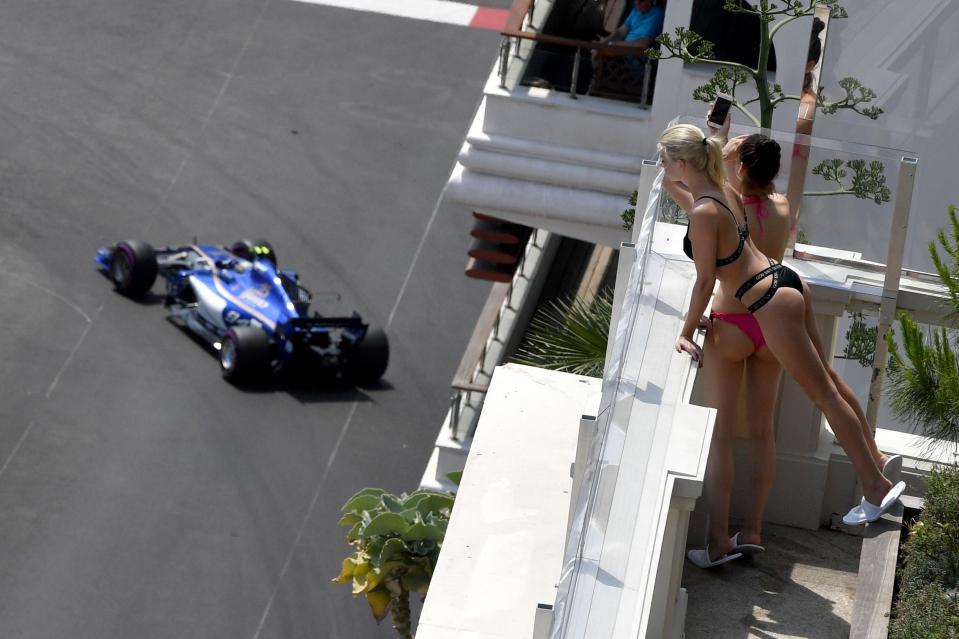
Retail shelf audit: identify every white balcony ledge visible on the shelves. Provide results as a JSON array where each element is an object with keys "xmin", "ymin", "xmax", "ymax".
[{"xmin": 416, "ymin": 364, "xmax": 602, "ymax": 639}]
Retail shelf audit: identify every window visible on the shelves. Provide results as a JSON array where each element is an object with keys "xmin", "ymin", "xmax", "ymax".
[{"xmin": 689, "ymin": 0, "xmax": 776, "ymax": 71}]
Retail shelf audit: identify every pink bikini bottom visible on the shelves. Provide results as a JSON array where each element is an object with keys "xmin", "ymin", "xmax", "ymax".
[{"xmin": 709, "ymin": 310, "xmax": 766, "ymax": 351}]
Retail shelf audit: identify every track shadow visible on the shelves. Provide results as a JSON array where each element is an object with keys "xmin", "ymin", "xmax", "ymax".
[
  {"xmin": 124, "ymin": 291, "xmax": 167, "ymax": 307},
  {"xmin": 96, "ymin": 270, "xmax": 167, "ymax": 306},
  {"xmin": 168, "ymin": 319, "xmax": 391, "ymax": 404},
  {"xmin": 231, "ymin": 372, "xmax": 374, "ymax": 404}
]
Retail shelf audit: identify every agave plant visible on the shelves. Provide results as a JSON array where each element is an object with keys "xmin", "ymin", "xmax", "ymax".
[
  {"xmin": 648, "ymin": 1, "xmax": 891, "ymax": 206},
  {"xmin": 836, "ymin": 311, "xmax": 879, "ymax": 368},
  {"xmin": 333, "ymin": 487, "xmax": 454, "ymax": 639},
  {"xmin": 650, "ymin": 0, "xmax": 878, "ymax": 129},
  {"xmin": 512, "ymin": 290, "xmax": 613, "ymax": 377}
]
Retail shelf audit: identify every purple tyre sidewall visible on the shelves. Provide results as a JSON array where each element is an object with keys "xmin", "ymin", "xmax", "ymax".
[{"xmin": 112, "ymin": 243, "xmax": 136, "ymax": 285}]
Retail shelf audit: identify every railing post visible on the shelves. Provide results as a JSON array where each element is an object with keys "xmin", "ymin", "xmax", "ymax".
[
  {"xmin": 567, "ymin": 415, "xmax": 597, "ymax": 534},
  {"xmin": 532, "ymin": 603, "xmax": 553, "ymax": 639},
  {"xmin": 449, "ymin": 391, "xmax": 462, "ymax": 434},
  {"xmin": 640, "ymin": 58, "xmax": 653, "ymax": 108},
  {"xmin": 865, "ymin": 156, "xmax": 919, "ymax": 430},
  {"xmin": 569, "ymin": 48, "xmax": 581, "ymax": 99},
  {"xmin": 499, "ymin": 37, "xmax": 511, "ymax": 88}
]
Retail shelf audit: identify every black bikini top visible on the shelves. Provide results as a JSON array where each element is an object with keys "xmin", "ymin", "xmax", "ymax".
[{"xmin": 683, "ymin": 195, "xmax": 749, "ymax": 266}]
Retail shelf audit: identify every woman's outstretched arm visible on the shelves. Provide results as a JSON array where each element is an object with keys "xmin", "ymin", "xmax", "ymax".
[
  {"xmin": 663, "ymin": 178, "xmax": 694, "ymax": 213},
  {"xmin": 676, "ymin": 205, "xmax": 719, "ymax": 365}
]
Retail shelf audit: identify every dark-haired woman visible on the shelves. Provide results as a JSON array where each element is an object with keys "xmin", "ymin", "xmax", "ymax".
[{"xmin": 658, "ymin": 121, "xmax": 904, "ymax": 568}]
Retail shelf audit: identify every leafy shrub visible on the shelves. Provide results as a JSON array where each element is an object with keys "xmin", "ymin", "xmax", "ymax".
[
  {"xmin": 891, "ymin": 466, "xmax": 959, "ymax": 638},
  {"xmin": 924, "ymin": 466, "xmax": 959, "ymax": 527},
  {"xmin": 898, "ymin": 519, "xmax": 959, "ymax": 596},
  {"xmin": 889, "ymin": 584, "xmax": 959, "ymax": 639},
  {"xmin": 332, "ymin": 487, "xmax": 454, "ymax": 639}
]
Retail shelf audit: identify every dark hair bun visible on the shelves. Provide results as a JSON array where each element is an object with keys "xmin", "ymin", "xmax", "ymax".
[{"xmin": 739, "ymin": 134, "xmax": 781, "ymax": 190}]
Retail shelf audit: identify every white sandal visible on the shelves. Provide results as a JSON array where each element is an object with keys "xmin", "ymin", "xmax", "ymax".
[
  {"xmin": 842, "ymin": 481, "xmax": 906, "ymax": 525},
  {"xmin": 729, "ymin": 532, "xmax": 765, "ymax": 556},
  {"xmin": 687, "ymin": 546, "xmax": 743, "ymax": 569},
  {"xmin": 881, "ymin": 454, "xmax": 903, "ymax": 482}
]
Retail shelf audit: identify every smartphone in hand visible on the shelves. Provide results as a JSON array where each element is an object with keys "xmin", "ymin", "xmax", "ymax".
[{"xmin": 707, "ymin": 93, "xmax": 733, "ymax": 128}]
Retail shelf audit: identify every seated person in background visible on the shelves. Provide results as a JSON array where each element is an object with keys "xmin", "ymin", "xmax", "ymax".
[{"xmin": 592, "ymin": 0, "xmax": 665, "ymax": 67}]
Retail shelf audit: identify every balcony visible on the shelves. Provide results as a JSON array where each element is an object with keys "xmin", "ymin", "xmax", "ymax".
[{"xmin": 419, "ymin": 121, "xmax": 955, "ymax": 636}]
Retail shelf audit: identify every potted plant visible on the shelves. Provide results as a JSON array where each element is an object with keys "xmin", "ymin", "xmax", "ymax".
[{"xmin": 333, "ymin": 486, "xmax": 455, "ymax": 639}]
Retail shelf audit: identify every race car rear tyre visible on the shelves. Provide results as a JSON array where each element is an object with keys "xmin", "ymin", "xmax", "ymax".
[
  {"xmin": 220, "ymin": 326, "xmax": 272, "ymax": 383},
  {"xmin": 110, "ymin": 240, "xmax": 158, "ymax": 297},
  {"xmin": 344, "ymin": 326, "xmax": 389, "ymax": 384},
  {"xmin": 230, "ymin": 239, "xmax": 277, "ymax": 268}
]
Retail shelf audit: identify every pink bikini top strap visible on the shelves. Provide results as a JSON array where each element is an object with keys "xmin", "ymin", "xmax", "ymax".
[{"xmin": 742, "ymin": 195, "xmax": 767, "ymax": 238}]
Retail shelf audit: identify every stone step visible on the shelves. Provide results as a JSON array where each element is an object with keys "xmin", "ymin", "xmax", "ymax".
[
  {"xmin": 457, "ymin": 143, "xmax": 638, "ymax": 196},
  {"xmin": 480, "ymin": 85, "xmax": 653, "ymax": 158},
  {"xmin": 466, "ymin": 114, "xmax": 643, "ymax": 174},
  {"xmin": 447, "ymin": 163, "xmax": 630, "ymax": 248}
]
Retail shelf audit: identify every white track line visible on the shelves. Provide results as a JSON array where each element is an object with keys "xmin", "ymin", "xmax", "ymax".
[
  {"xmin": 252, "ymin": 180, "xmax": 443, "ymax": 637},
  {"xmin": 290, "ymin": 0, "xmax": 478, "ymax": 25},
  {"xmin": 46, "ymin": 305, "xmax": 103, "ymax": 399},
  {"xmin": 386, "ymin": 185, "xmax": 445, "ymax": 329},
  {"xmin": 249, "ymin": 1, "xmax": 501, "ymax": 634},
  {"xmin": 145, "ymin": 0, "xmax": 273, "ymax": 235},
  {"xmin": 289, "ymin": 0, "xmax": 510, "ymax": 30},
  {"xmin": 0, "ymin": 421, "xmax": 36, "ymax": 482},
  {"xmin": 251, "ymin": 401, "xmax": 359, "ymax": 639}
]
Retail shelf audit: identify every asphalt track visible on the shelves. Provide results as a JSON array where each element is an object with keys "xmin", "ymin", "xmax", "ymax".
[{"xmin": 0, "ymin": 1, "xmax": 506, "ymax": 637}]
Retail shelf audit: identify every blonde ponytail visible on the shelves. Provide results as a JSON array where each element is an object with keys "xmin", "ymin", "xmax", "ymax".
[
  {"xmin": 658, "ymin": 124, "xmax": 727, "ymax": 187},
  {"xmin": 703, "ymin": 136, "xmax": 725, "ymax": 187}
]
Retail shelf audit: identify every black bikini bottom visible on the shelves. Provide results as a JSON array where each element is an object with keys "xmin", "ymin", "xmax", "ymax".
[{"xmin": 735, "ymin": 259, "xmax": 804, "ymax": 314}]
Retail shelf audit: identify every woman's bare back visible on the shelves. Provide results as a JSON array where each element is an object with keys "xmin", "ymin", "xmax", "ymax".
[
  {"xmin": 747, "ymin": 193, "xmax": 790, "ymax": 262},
  {"xmin": 711, "ymin": 192, "xmax": 790, "ymax": 315}
]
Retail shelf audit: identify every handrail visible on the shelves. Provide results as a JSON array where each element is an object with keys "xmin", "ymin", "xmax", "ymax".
[
  {"xmin": 498, "ymin": 0, "xmax": 655, "ymax": 102},
  {"xmin": 506, "ymin": 29, "xmax": 651, "ymax": 57},
  {"xmin": 503, "ymin": 27, "xmax": 650, "ymax": 57},
  {"xmin": 501, "ymin": 0, "xmax": 649, "ymax": 54}
]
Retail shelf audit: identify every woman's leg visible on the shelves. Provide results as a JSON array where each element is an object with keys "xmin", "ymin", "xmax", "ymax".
[
  {"xmin": 701, "ymin": 321, "xmax": 751, "ymax": 560},
  {"xmin": 800, "ymin": 288, "xmax": 886, "ymax": 467},
  {"xmin": 755, "ymin": 290, "xmax": 892, "ymax": 505},
  {"xmin": 739, "ymin": 350, "xmax": 782, "ymax": 546}
]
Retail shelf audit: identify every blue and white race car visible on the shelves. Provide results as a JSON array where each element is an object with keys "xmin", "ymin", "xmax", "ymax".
[{"xmin": 96, "ymin": 239, "xmax": 389, "ymax": 384}]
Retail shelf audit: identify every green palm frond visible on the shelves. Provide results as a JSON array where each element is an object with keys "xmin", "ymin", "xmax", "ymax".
[
  {"xmin": 886, "ymin": 312, "xmax": 959, "ymax": 449},
  {"xmin": 929, "ymin": 205, "xmax": 959, "ymax": 323},
  {"xmin": 886, "ymin": 205, "xmax": 959, "ymax": 450},
  {"xmin": 512, "ymin": 290, "xmax": 613, "ymax": 378}
]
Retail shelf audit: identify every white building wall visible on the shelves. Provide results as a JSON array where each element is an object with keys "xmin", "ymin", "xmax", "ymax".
[
  {"xmin": 810, "ymin": 0, "xmax": 959, "ymax": 272},
  {"xmin": 448, "ymin": 0, "xmax": 951, "ymax": 254}
]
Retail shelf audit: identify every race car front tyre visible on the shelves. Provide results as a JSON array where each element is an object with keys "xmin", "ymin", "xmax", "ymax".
[
  {"xmin": 344, "ymin": 326, "xmax": 389, "ymax": 384},
  {"xmin": 110, "ymin": 240, "xmax": 158, "ymax": 297},
  {"xmin": 220, "ymin": 326, "xmax": 272, "ymax": 383}
]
